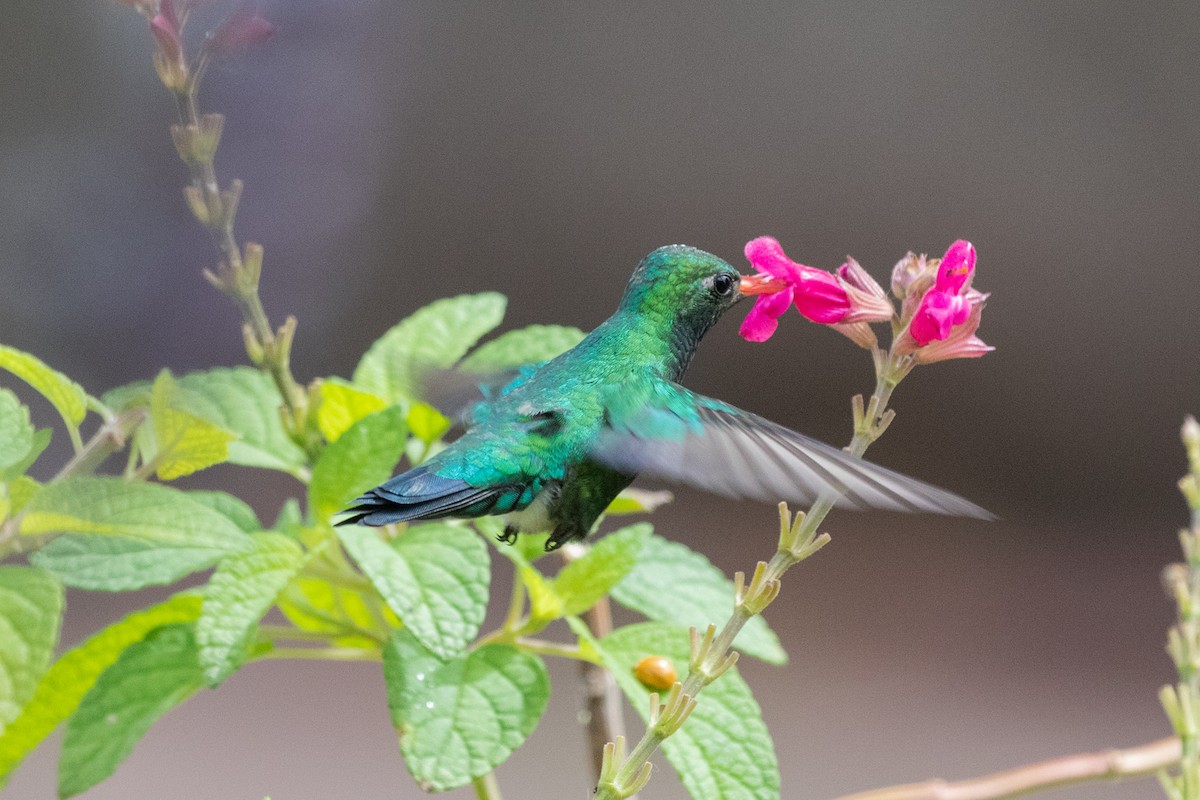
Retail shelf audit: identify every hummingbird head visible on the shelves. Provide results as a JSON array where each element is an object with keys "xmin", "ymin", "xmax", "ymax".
[{"xmin": 616, "ymin": 245, "xmax": 777, "ymax": 377}]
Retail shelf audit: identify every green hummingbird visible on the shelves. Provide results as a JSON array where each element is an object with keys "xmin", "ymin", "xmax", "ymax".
[{"xmin": 340, "ymin": 245, "xmax": 988, "ymax": 549}]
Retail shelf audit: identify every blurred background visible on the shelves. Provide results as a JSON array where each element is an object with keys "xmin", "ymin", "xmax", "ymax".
[{"xmin": 2, "ymin": 1, "xmax": 1198, "ymax": 798}]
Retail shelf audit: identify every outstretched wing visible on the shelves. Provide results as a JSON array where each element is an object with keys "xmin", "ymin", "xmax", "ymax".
[{"xmin": 590, "ymin": 383, "xmax": 991, "ymax": 519}]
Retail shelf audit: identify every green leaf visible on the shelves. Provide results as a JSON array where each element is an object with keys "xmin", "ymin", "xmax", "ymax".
[
  {"xmin": 552, "ymin": 524, "xmax": 650, "ymax": 617},
  {"xmin": 58, "ymin": 624, "xmax": 204, "ymax": 798},
  {"xmin": 611, "ymin": 534, "xmax": 786, "ymax": 665},
  {"xmin": 316, "ymin": 378, "xmax": 388, "ymax": 443},
  {"xmin": 277, "ymin": 574, "xmax": 380, "ymax": 648},
  {"xmin": 598, "ymin": 622, "xmax": 780, "ymax": 800},
  {"xmin": 175, "ymin": 367, "xmax": 307, "ymax": 474},
  {"xmin": 197, "ymin": 532, "xmax": 306, "ymax": 686},
  {"xmin": 5, "ymin": 475, "xmax": 40, "ymax": 515},
  {"xmin": 0, "ymin": 594, "xmax": 201, "ymax": 782},
  {"xmin": 0, "ymin": 344, "xmax": 87, "ymax": 434},
  {"xmin": 460, "ymin": 324, "xmax": 585, "ymax": 371},
  {"xmin": 0, "ymin": 389, "xmax": 34, "ymax": 471},
  {"xmin": 31, "ymin": 536, "xmax": 227, "ymax": 592},
  {"xmin": 604, "ymin": 488, "xmax": 674, "ymax": 516},
  {"xmin": 23, "ymin": 478, "xmax": 251, "ymax": 591},
  {"xmin": 338, "ymin": 523, "xmax": 489, "ymax": 658},
  {"xmin": 20, "ymin": 476, "xmax": 249, "ymax": 549},
  {"xmin": 406, "ymin": 402, "xmax": 452, "ymax": 445},
  {"xmin": 383, "ymin": 631, "xmax": 549, "ymax": 791},
  {"xmin": 187, "ymin": 490, "xmax": 261, "ymax": 533},
  {"xmin": 0, "ymin": 568, "xmax": 63, "ymax": 733},
  {"xmin": 1, "ymin": 429, "xmax": 51, "ymax": 481},
  {"xmin": 309, "ymin": 406, "xmax": 408, "ymax": 523},
  {"xmin": 353, "ymin": 293, "xmax": 507, "ymax": 402},
  {"xmin": 104, "ymin": 367, "xmax": 307, "ymax": 475},
  {"xmin": 149, "ymin": 371, "xmax": 235, "ymax": 480}
]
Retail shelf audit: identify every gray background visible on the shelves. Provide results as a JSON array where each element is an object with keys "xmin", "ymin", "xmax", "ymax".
[{"xmin": 2, "ymin": 1, "xmax": 1197, "ymax": 798}]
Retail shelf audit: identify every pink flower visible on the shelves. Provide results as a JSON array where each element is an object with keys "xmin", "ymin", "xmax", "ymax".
[
  {"xmin": 737, "ymin": 237, "xmax": 893, "ymax": 343},
  {"xmin": 149, "ymin": 0, "xmax": 189, "ymax": 90},
  {"xmin": 895, "ymin": 239, "xmax": 993, "ymax": 362}
]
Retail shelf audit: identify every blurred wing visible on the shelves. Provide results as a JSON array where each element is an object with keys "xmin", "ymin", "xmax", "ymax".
[
  {"xmin": 590, "ymin": 384, "xmax": 991, "ymax": 519},
  {"xmin": 418, "ymin": 363, "xmax": 543, "ymax": 425}
]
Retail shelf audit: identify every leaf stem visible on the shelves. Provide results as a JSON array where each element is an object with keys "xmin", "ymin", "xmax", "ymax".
[
  {"xmin": 472, "ymin": 771, "xmax": 504, "ymax": 800},
  {"xmin": 255, "ymin": 646, "xmax": 381, "ymax": 663},
  {"xmin": 514, "ymin": 637, "xmax": 597, "ymax": 663}
]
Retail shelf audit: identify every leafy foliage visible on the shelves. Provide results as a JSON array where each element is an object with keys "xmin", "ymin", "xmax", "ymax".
[
  {"xmin": 599, "ymin": 622, "xmax": 781, "ymax": 800},
  {"xmin": 0, "ymin": 288, "xmax": 797, "ymax": 800},
  {"xmin": 383, "ymin": 631, "xmax": 549, "ymax": 791}
]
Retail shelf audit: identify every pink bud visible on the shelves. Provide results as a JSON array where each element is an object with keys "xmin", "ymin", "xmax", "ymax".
[
  {"xmin": 150, "ymin": 12, "xmax": 183, "ymax": 65},
  {"xmin": 934, "ymin": 239, "xmax": 976, "ymax": 294},
  {"xmin": 206, "ymin": 5, "xmax": 276, "ymax": 56}
]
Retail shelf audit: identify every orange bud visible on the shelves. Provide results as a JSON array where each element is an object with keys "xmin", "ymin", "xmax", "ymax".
[{"xmin": 633, "ymin": 656, "xmax": 676, "ymax": 691}]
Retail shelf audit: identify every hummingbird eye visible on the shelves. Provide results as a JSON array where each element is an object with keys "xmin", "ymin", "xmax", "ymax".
[{"xmin": 712, "ymin": 273, "xmax": 735, "ymax": 298}]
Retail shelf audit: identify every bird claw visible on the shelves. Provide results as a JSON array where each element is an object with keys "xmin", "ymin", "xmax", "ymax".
[{"xmin": 496, "ymin": 525, "xmax": 519, "ymax": 545}]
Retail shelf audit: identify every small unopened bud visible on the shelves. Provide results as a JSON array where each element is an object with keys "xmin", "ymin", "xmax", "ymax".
[
  {"xmin": 206, "ymin": 6, "xmax": 276, "ymax": 56},
  {"xmin": 240, "ymin": 242, "xmax": 263, "ymax": 292},
  {"xmin": 633, "ymin": 656, "xmax": 677, "ymax": 691},
  {"xmin": 241, "ymin": 322, "xmax": 265, "ymax": 364},
  {"xmin": 149, "ymin": 1, "xmax": 189, "ymax": 91},
  {"xmin": 182, "ymin": 186, "xmax": 209, "ymax": 224},
  {"xmin": 891, "ymin": 252, "xmax": 933, "ymax": 301}
]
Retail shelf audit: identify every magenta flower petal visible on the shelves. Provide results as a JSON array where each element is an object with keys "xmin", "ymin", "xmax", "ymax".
[
  {"xmin": 739, "ymin": 288, "xmax": 794, "ymax": 342},
  {"xmin": 207, "ymin": 6, "xmax": 276, "ymax": 56},
  {"xmin": 908, "ymin": 290, "xmax": 958, "ymax": 345},
  {"xmin": 792, "ymin": 268, "xmax": 851, "ymax": 324},
  {"xmin": 935, "ymin": 239, "xmax": 976, "ymax": 294},
  {"xmin": 744, "ymin": 236, "xmax": 804, "ymax": 282}
]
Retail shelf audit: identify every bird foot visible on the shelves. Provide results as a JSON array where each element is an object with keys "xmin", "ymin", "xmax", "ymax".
[{"xmin": 496, "ymin": 525, "xmax": 519, "ymax": 546}]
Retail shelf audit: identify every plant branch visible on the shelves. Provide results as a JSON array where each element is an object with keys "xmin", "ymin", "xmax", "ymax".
[
  {"xmin": 255, "ymin": 646, "xmax": 381, "ymax": 663},
  {"xmin": 596, "ymin": 361, "xmax": 903, "ymax": 799},
  {"xmin": 830, "ymin": 736, "xmax": 1180, "ymax": 800}
]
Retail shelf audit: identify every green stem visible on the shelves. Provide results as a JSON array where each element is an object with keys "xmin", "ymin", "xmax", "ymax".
[
  {"xmin": 256, "ymin": 647, "xmax": 381, "ymax": 663},
  {"xmin": 596, "ymin": 372, "xmax": 901, "ymax": 800},
  {"xmin": 514, "ymin": 637, "xmax": 597, "ymax": 663},
  {"xmin": 472, "ymin": 772, "xmax": 504, "ymax": 800}
]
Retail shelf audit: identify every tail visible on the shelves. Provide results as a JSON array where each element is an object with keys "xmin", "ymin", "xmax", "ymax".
[{"xmin": 336, "ymin": 465, "xmax": 524, "ymax": 527}]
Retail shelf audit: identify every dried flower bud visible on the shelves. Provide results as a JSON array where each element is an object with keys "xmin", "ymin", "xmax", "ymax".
[
  {"xmin": 891, "ymin": 251, "xmax": 933, "ymax": 300},
  {"xmin": 633, "ymin": 656, "xmax": 676, "ymax": 691}
]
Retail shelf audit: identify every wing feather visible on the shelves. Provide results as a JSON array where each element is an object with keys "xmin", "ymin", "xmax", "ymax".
[{"xmin": 591, "ymin": 384, "xmax": 991, "ymax": 519}]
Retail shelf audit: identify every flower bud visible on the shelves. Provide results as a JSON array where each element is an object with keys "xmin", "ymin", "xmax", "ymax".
[
  {"xmin": 206, "ymin": 6, "xmax": 276, "ymax": 56},
  {"xmin": 836, "ymin": 257, "xmax": 894, "ymax": 324},
  {"xmin": 633, "ymin": 656, "xmax": 676, "ymax": 691},
  {"xmin": 150, "ymin": 0, "xmax": 188, "ymax": 91},
  {"xmin": 891, "ymin": 251, "xmax": 932, "ymax": 300}
]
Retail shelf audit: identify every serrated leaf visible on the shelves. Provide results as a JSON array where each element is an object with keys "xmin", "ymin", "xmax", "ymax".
[
  {"xmin": 0, "ymin": 344, "xmax": 87, "ymax": 434},
  {"xmin": 316, "ymin": 378, "xmax": 387, "ymax": 443},
  {"xmin": 198, "ymin": 532, "xmax": 306, "ymax": 686},
  {"xmin": 0, "ymin": 568, "xmax": 63, "ymax": 733},
  {"xmin": 384, "ymin": 631, "xmax": 549, "ymax": 791},
  {"xmin": 149, "ymin": 371, "xmax": 235, "ymax": 480},
  {"xmin": 1, "ymin": 428, "xmax": 51, "ymax": 481},
  {"xmin": 552, "ymin": 524, "xmax": 650, "ymax": 617},
  {"xmin": 0, "ymin": 595, "xmax": 202, "ymax": 782},
  {"xmin": 19, "ymin": 476, "xmax": 249, "ymax": 549},
  {"xmin": 104, "ymin": 368, "xmax": 307, "ymax": 475},
  {"xmin": 353, "ymin": 293, "xmax": 507, "ymax": 402},
  {"xmin": 0, "ymin": 389, "xmax": 34, "ymax": 471},
  {"xmin": 309, "ymin": 406, "xmax": 408, "ymax": 523},
  {"xmin": 31, "ymin": 535, "xmax": 226, "ymax": 592},
  {"xmin": 459, "ymin": 324, "xmax": 585, "ymax": 371},
  {"xmin": 187, "ymin": 490, "xmax": 260, "ymax": 533},
  {"xmin": 175, "ymin": 367, "xmax": 307, "ymax": 474},
  {"xmin": 598, "ymin": 621, "xmax": 780, "ymax": 800},
  {"xmin": 338, "ymin": 523, "xmax": 489, "ymax": 658},
  {"xmin": 611, "ymin": 534, "xmax": 786, "ymax": 665},
  {"xmin": 58, "ymin": 624, "xmax": 204, "ymax": 798}
]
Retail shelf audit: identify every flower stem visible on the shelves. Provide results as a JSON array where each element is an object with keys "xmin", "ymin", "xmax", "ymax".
[
  {"xmin": 255, "ymin": 646, "xmax": 381, "ymax": 663},
  {"xmin": 595, "ymin": 377, "xmax": 901, "ymax": 799},
  {"xmin": 830, "ymin": 736, "xmax": 1180, "ymax": 800}
]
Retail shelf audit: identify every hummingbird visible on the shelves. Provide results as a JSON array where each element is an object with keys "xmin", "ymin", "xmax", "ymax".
[{"xmin": 339, "ymin": 245, "xmax": 988, "ymax": 549}]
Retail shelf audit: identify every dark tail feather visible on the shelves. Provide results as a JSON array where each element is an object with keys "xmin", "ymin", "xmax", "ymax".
[{"xmin": 336, "ymin": 466, "xmax": 513, "ymax": 527}]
